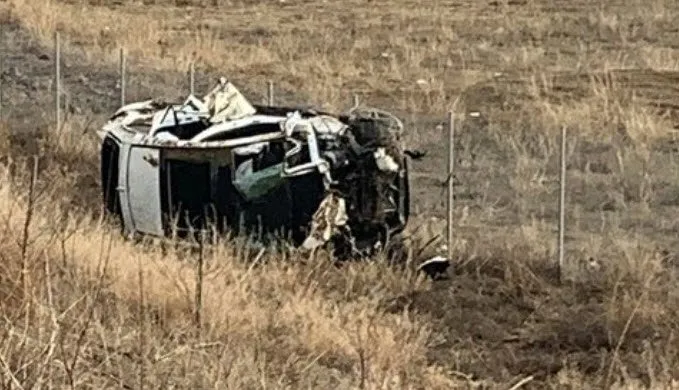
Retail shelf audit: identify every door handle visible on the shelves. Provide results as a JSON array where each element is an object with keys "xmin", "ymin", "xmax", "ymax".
[{"xmin": 143, "ymin": 154, "xmax": 159, "ymax": 167}]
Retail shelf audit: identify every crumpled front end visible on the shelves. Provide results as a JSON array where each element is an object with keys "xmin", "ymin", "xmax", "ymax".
[
  {"xmin": 306, "ymin": 107, "xmax": 410, "ymax": 256},
  {"xmin": 98, "ymin": 77, "xmax": 409, "ymax": 256}
]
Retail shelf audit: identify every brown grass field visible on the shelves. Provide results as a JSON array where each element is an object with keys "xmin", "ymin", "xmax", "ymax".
[{"xmin": 2, "ymin": 0, "xmax": 679, "ymax": 388}]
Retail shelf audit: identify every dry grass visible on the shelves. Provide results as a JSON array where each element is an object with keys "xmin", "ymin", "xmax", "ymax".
[
  {"xmin": 7, "ymin": 0, "xmax": 492, "ymax": 114},
  {"xmin": 0, "ymin": 126, "xmax": 463, "ymax": 388},
  {"xmin": 4, "ymin": 0, "xmax": 679, "ymax": 388},
  {"xmin": 7, "ymin": 0, "xmax": 679, "ymax": 118}
]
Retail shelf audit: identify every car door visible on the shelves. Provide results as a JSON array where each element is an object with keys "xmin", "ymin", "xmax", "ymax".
[{"xmin": 118, "ymin": 141, "xmax": 165, "ymax": 237}]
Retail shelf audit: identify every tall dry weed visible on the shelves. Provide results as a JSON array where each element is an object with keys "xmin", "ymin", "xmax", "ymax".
[{"xmin": 0, "ymin": 150, "xmax": 459, "ymax": 388}]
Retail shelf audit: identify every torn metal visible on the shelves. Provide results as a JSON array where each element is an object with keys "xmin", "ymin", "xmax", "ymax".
[{"xmin": 98, "ymin": 77, "xmax": 410, "ymax": 256}]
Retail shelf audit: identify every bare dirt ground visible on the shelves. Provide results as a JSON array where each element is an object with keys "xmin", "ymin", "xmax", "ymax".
[{"xmin": 3, "ymin": 0, "xmax": 679, "ymax": 388}]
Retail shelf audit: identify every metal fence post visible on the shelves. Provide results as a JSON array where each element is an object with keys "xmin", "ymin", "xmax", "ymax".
[
  {"xmin": 119, "ymin": 48, "xmax": 126, "ymax": 106},
  {"xmin": 557, "ymin": 125, "xmax": 567, "ymax": 282},
  {"xmin": 0, "ymin": 22, "xmax": 3, "ymax": 122},
  {"xmin": 447, "ymin": 111, "xmax": 455, "ymax": 261},
  {"xmin": 267, "ymin": 80, "xmax": 274, "ymax": 106},
  {"xmin": 190, "ymin": 62, "xmax": 195, "ymax": 96},
  {"xmin": 0, "ymin": 53, "xmax": 3, "ymax": 121},
  {"xmin": 55, "ymin": 32, "xmax": 61, "ymax": 131}
]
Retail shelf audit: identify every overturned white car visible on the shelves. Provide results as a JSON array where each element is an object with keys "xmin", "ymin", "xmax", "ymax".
[{"xmin": 98, "ymin": 77, "xmax": 411, "ymax": 256}]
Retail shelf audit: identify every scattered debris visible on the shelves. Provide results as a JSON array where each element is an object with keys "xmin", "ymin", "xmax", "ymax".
[{"xmin": 98, "ymin": 77, "xmax": 412, "ymax": 258}]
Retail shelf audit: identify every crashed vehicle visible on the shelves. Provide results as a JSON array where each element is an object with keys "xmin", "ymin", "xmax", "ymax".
[{"xmin": 97, "ymin": 77, "xmax": 410, "ymax": 257}]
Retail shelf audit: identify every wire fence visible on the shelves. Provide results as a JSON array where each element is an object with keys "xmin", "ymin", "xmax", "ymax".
[{"xmin": 0, "ymin": 31, "xmax": 572, "ymax": 284}]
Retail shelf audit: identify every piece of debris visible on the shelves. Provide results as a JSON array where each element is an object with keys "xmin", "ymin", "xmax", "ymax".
[
  {"xmin": 417, "ymin": 255, "xmax": 451, "ymax": 279},
  {"xmin": 98, "ymin": 77, "xmax": 412, "ymax": 258},
  {"xmin": 301, "ymin": 192, "xmax": 349, "ymax": 250}
]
